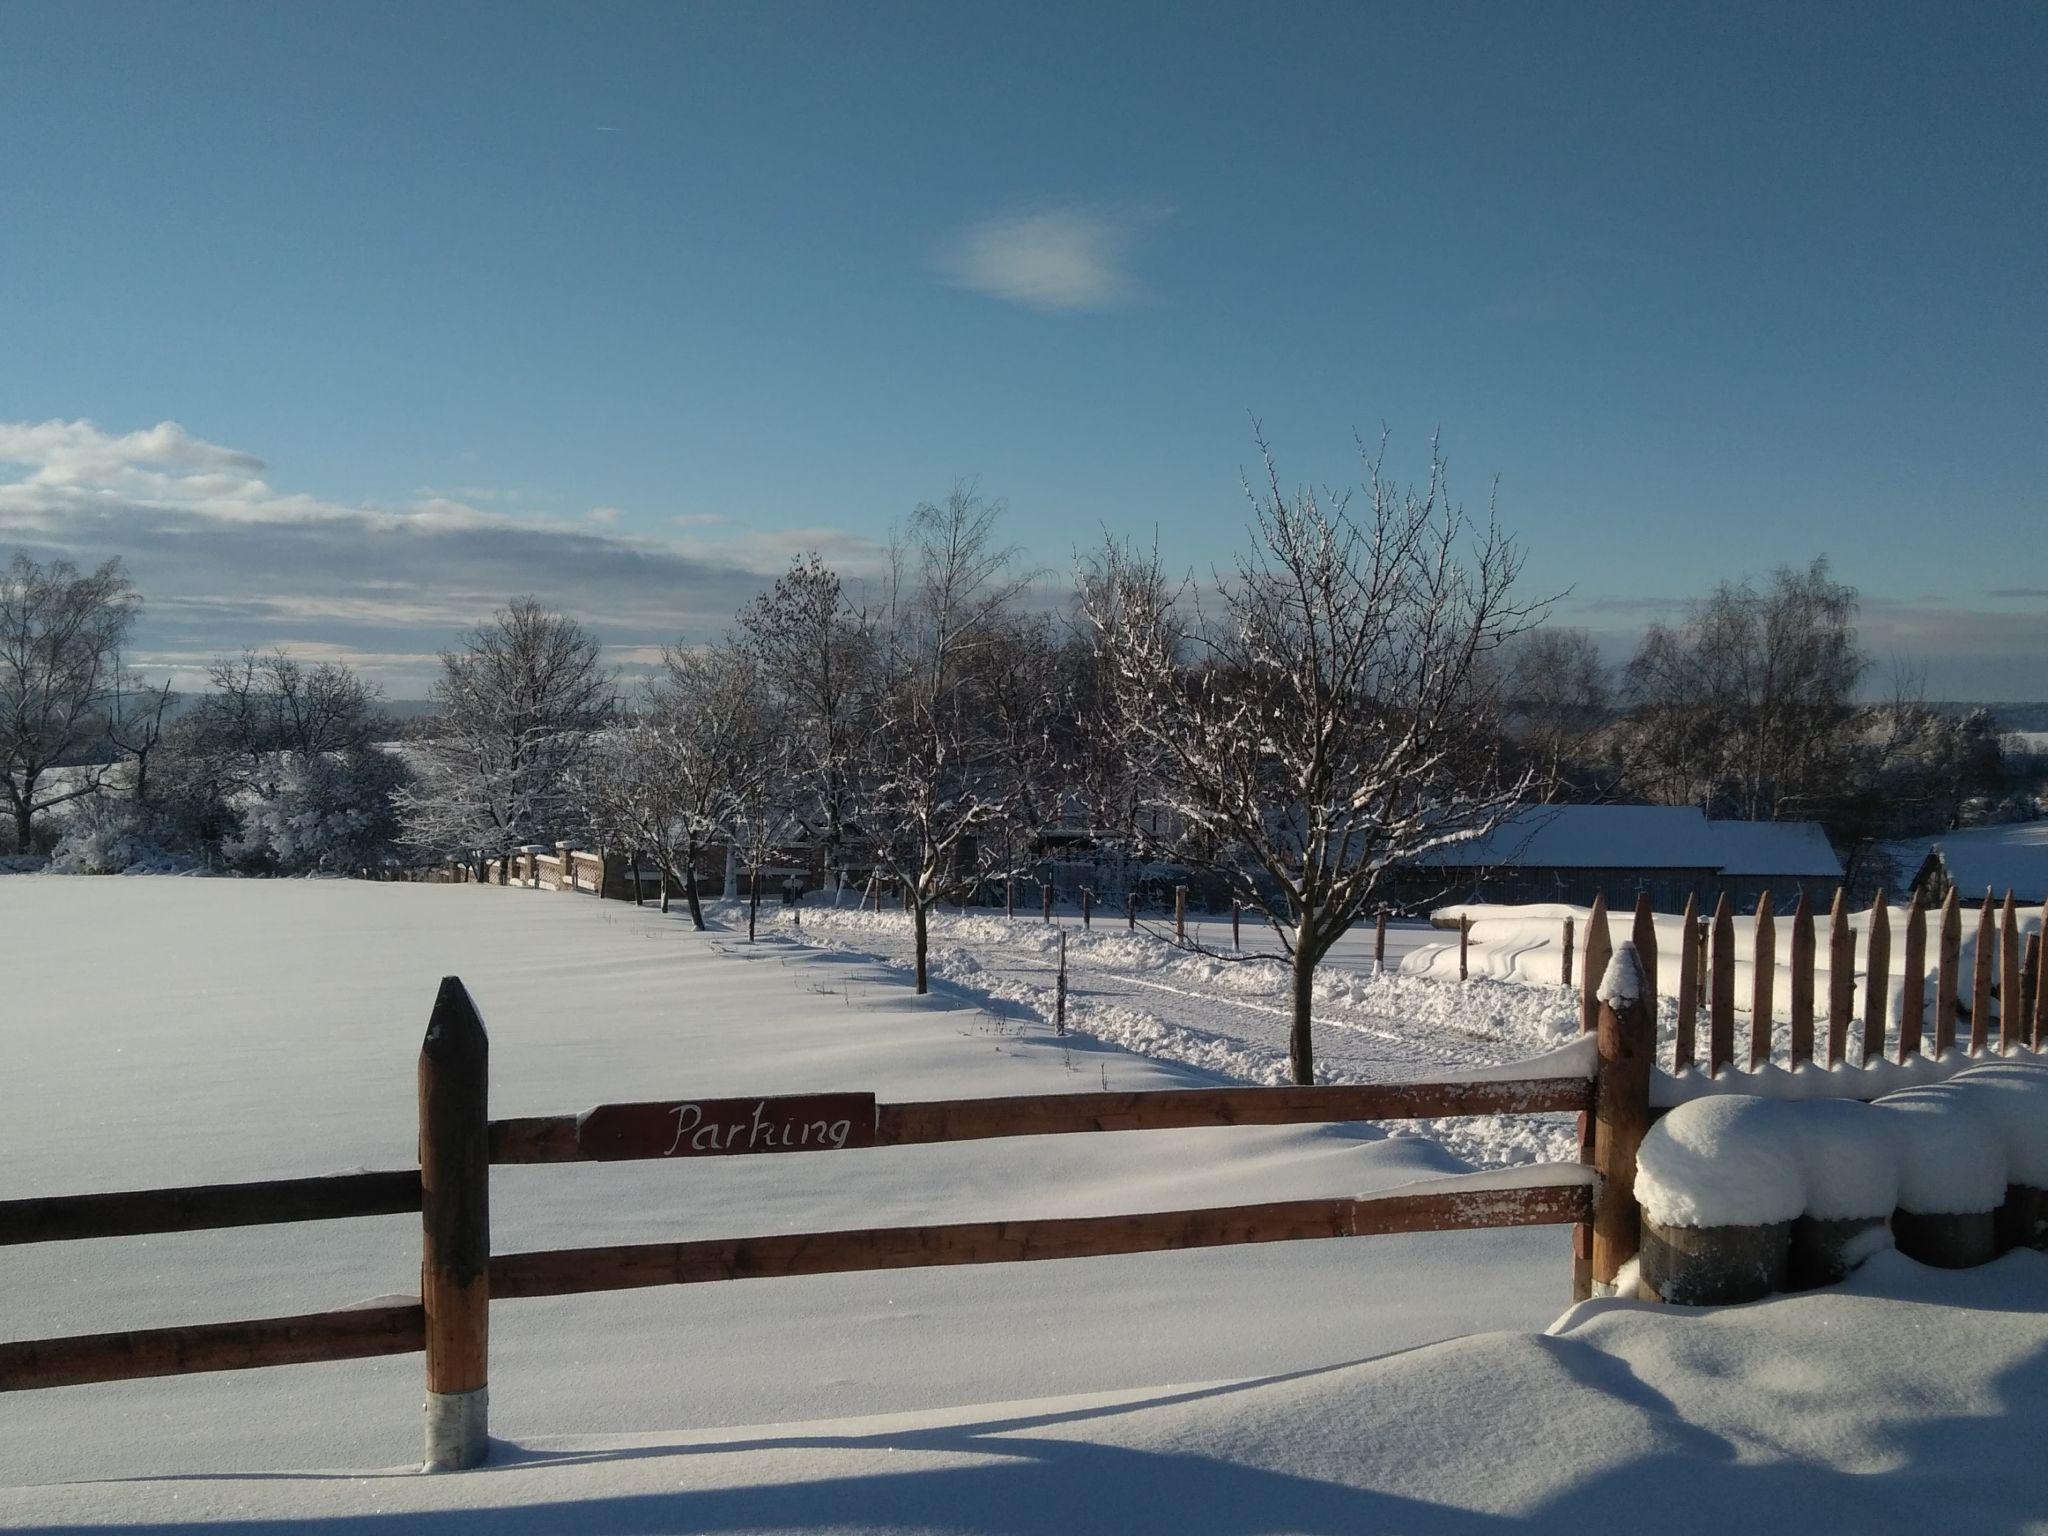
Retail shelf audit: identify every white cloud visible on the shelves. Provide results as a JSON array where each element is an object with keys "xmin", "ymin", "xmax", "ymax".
[
  {"xmin": 0, "ymin": 418, "xmax": 890, "ymax": 693},
  {"xmin": 937, "ymin": 204, "xmax": 1162, "ymax": 312}
]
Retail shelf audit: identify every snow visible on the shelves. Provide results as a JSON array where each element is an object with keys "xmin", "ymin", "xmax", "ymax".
[
  {"xmin": 0, "ymin": 878, "xmax": 1576, "ymax": 1485},
  {"xmin": 1640, "ymin": 1071, "xmax": 2048, "ymax": 1226},
  {"xmin": 8, "ymin": 878, "xmax": 2048, "ymax": 1531},
  {"xmin": 8, "ymin": 1248, "xmax": 2046, "ymax": 1532},
  {"xmin": 1871, "ymin": 1087, "xmax": 2010, "ymax": 1216},
  {"xmin": 1594, "ymin": 942, "xmax": 1645, "ymax": 1007},
  {"xmin": 1636, "ymin": 1098, "xmax": 1807, "ymax": 1228}
]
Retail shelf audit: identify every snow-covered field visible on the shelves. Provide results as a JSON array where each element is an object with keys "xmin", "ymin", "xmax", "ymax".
[
  {"xmin": 7, "ymin": 879, "xmax": 2047, "ymax": 1533},
  {"xmin": 0, "ymin": 879, "xmax": 1570, "ymax": 1490}
]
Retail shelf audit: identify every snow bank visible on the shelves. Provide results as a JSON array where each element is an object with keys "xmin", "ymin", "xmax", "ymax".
[
  {"xmin": 1636, "ymin": 1098, "xmax": 1806, "ymax": 1228},
  {"xmin": 1640, "ymin": 1069, "xmax": 2048, "ymax": 1228},
  {"xmin": 15, "ymin": 1248, "xmax": 2048, "ymax": 1532},
  {"xmin": 1873, "ymin": 1087, "xmax": 2010, "ymax": 1215}
]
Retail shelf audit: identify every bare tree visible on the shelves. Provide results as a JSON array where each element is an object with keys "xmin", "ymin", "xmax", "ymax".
[
  {"xmin": 105, "ymin": 659, "xmax": 177, "ymax": 807},
  {"xmin": 1084, "ymin": 433, "xmax": 1544, "ymax": 1084},
  {"xmin": 1503, "ymin": 627, "xmax": 1610, "ymax": 788},
  {"xmin": 0, "ymin": 553, "xmax": 138, "ymax": 851},
  {"xmin": 397, "ymin": 599, "xmax": 614, "ymax": 859},
  {"xmin": 1618, "ymin": 559, "xmax": 1862, "ymax": 820},
  {"xmin": 739, "ymin": 555, "xmax": 877, "ymax": 897},
  {"xmin": 862, "ymin": 485, "xmax": 1036, "ymax": 992}
]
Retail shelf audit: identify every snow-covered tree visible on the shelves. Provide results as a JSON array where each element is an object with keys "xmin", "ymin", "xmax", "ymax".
[
  {"xmin": 1084, "ymin": 433, "xmax": 1543, "ymax": 1084},
  {"xmin": 861, "ymin": 486, "xmax": 1037, "ymax": 993},
  {"xmin": 738, "ymin": 554, "xmax": 877, "ymax": 895},
  {"xmin": 397, "ymin": 600, "xmax": 613, "ymax": 861},
  {"xmin": 0, "ymin": 553, "xmax": 137, "ymax": 852}
]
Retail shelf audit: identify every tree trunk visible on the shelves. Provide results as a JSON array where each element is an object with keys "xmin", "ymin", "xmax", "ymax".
[
  {"xmin": 748, "ymin": 875, "xmax": 760, "ymax": 942},
  {"xmin": 1290, "ymin": 932, "xmax": 1318, "ymax": 1085},
  {"xmin": 684, "ymin": 862, "xmax": 706, "ymax": 930},
  {"xmin": 913, "ymin": 896, "xmax": 931, "ymax": 994},
  {"xmin": 11, "ymin": 799, "xmax": 31, "ymax": 856}
]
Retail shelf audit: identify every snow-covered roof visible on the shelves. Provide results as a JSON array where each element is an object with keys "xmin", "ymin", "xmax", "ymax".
[
  {"xmin": 1892, "ymin": 822, "xmax": 2048, "ymax": 903},
  {"xmin": 1420, "ymin": 804, "xmax": 1842, "ymax": 878},
  {"xmin": 1705, "ymin": 818, "xmax": 1843, "ymax": 878}
]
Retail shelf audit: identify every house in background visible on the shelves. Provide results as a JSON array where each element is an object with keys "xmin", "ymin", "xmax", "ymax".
[
  {"xmin": 1401, "ymin": 804, "xmax": 1843, "ymax": 913},
  {"xmin": 1890, "ymin": 822, "xmax": 2048, "ymax": 906}
]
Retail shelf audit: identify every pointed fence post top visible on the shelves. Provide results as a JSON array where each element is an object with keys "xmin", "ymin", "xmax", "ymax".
[
  {"xmin": 1598, "ymin": 941, "xmax": 1648, "ymax": 1010},
  {"xmin": 423, "ymin": 976, "xmax": 488, "ymax": 1063}
]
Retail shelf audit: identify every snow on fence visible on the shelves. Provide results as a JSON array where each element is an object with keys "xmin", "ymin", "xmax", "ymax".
[{"xmin": 0, "ymin": 976, "xmax": 1647, "ymax": 1473}]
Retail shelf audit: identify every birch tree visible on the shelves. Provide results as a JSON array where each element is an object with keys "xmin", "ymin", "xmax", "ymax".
[
  {"xmin": 739, "ymin": 555, "xmax": 876, "ymax": 896},
  {"xmin": 0, "ymin": 553, "xmax": 138, "ymax": 852},
  {"xmin": 1084, "ymin": 433, "xmax": 1544, "ymax": 1083},
  {"xmin": 862, "ymin": 486, "xmax": 1036, "ymax": 992},
  {"xmin": 398, "ymin": 599, "xmax": 613, "ymax": 860}
]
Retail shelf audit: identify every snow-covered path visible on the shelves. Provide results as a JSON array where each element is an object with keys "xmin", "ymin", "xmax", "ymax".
[{"xmin": 751, "ymin": 900, "xmax": 1583, "ymax": 1166}]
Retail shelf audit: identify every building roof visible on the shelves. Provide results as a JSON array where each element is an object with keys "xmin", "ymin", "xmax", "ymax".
[
  {"xmin": 1419, "ymin": 804, "xmax": 1843, "ymax": 879},
  {"xmin": 1891, "ymin": 822, "xmax": 2048, "ymax": 903},
  {"xmin": 1704, "ymin": 818, "xmax": 1844, "ymax": 878}
]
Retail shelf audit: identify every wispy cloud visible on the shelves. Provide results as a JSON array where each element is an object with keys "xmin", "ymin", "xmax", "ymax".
[
  {"xmin": 937, "ymin": 203, "xmax": 1164, "ymax": 312},
  {"xmin": 0, "ymin": 419, "xmax": 889, "ymax": 693}
]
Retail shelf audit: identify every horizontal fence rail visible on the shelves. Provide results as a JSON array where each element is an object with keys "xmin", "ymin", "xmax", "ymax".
[
  {"xmin": 488, "ymin": 1078, "xmax": 1592, "ymax": 1164},
  {"xmin": 0, "ymin": 1302, "xmax": 426, "ymax": 1393},
  {"xmin": 0, "ymin": 1169, "xmax": 423, "ymax": 1246},
  {"xmin": 489, "ymin": 1178, "xmax": 1594, "ymax": 1300}
]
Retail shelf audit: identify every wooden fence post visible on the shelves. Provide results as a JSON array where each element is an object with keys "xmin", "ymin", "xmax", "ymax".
[
  {"xmin": 1126, "ymin": 887, "xmax": 1136, "ymax": 931},
  {"xmin": 1898, "ymin": 890, "xmax": 1927, "ymax": 1062},
  {"xmin": 419, "ymin": 977, "xmax": 490, "ymax": 1471},
  {"xmin": 1708, "ymin": 894, "xmax": 1733, "ymax": 1072},
  {"xmin": 1175, "ymin": 885, "xmax": 1187, "ymax": 945},
  {"xmin": 1055, "ymin": 932, "xmax": 1069, "ymax": 1035},
  {"xmin": 1082, "ymin": 888, "xmax": 1092, "ymax": 929},
  {"xmin": 1232, "ymin": 900, "xmax": 1241, "ymax": 952},
  {"xmin": 1971, "ymin": 889, "xmax": 1996, "ymax": 1055},
  {"xmin": 1579, "ymin": 892, "xmax": 1611, "ymax": 1037},
  {"xmin": 1376, "ymin": 910, "xmax": 1388, "ymax": 974},
  {"xmin": 1788, "ymin": 892, "xmax": 1814, "ymax": 1067},
  {"xmin": 1587, "ymin": 941, "xmax": 1654, "ymax": 1298},
  {"xmin": 2034, "ymin": 908, "xmax": 2048, "ymax": 1049},
  {"xmin": 1673, "ymin": 894, "xmax": 1698, "ymax": 1071},
  {"xmin": 1006, "ymin": 879, "xmax": 1015, "ymax": 920},
  {"xmin": 1561, "ymin": 914, "xmax": 1574, "ymax": 988},
  {"xmin": 1042, "ymin": 882, "xmax": 1053, "ymax": 923},
  {"xmin": 1631, "ymin": 892, "xmax": 1658, "ymax": 1005},
  {"xmin": 1459, "ymin": 913, "xmax": 1470, "ymax": 981},
  {"xmin": 2000, "ymin": 892, "xmax": 2021, "ymax": 1054},
  {"xmin": 1748, "ymin": 891, "xmax": 1774, "ymax": 1068},
  {"xmin": 1862, "ymin": 893, "xmax": 1891, "ymax": 1064},
  {"xmin": 1935, "ymin": 887, "xmax": 1962, "ymax": 1054},
  {"xmin": 1826, "ymin": 888, "xmax": 1854, "ymax": 1067}
]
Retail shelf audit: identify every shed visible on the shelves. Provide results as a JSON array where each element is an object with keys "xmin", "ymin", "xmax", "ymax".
[
  {"xmin": 1891, "ymin": 823, "xmax": 2048, "ymax": 906},
  {"xmin": 1403, "ymin": 804, "xmax": 1842, "ymax": 912}
]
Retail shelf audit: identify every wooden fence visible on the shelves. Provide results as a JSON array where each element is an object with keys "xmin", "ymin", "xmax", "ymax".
[
  {"xmin": 0, "ymin": 973, "xmax": 1651, "ymax": 1471},
  {"xmin": 1557, "ymin": 887, "xmax": 2047, "ymax": 1080}
]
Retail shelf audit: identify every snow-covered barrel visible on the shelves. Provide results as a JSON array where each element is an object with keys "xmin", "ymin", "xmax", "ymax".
[
  {"xmin": 1635, "ymin": 1098, "xmax": 1801, "ymax": 1305},
  {"xmin": 1873, "ymin": 1086, "xmax": 2007, "ymax": 1269},
  {"xmin": 1783, "ymin": 1101, "xmax": 1898, "ymax": 1289},
  {"xmin": 1946, "ymin": 1062, "xmax": 2048, "ymax": 1252}
]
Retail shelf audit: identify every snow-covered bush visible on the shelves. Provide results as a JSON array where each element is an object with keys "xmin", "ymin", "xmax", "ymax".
[{"xmin": 45, "ymin": 795, "xmax": 200, "ymax": 875}]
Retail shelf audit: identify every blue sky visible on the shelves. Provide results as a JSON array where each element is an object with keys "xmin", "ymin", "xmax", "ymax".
[{"xmin": 2, "ymin": 1, "xmax": 2043, "ymax": 695}]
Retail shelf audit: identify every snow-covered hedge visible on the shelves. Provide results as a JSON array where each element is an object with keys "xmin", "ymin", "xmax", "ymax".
[{"xmin": 1638, "ymin": 1061, "xmax": 2048, "ymax": 1231}]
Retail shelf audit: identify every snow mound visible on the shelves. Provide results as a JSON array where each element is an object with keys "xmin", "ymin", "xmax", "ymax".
[
  {"xmin": 1636, "ymin": 1098, "xmax": 1805, "ymax": 1228},
  {"xmin": 1872, "ymin": 1086, "xmax": 2011, "ymax": 1216}
]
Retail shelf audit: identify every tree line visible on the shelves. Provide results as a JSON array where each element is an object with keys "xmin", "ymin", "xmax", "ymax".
[{"xmin": 4, "ymin": 438, "xmax": 2037, "ymax": 1083}]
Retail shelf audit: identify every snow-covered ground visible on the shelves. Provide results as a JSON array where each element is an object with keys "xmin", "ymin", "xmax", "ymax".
[
  {"xmin": 8, "ymin": 879, "xmax": 2047, "ymax": 1534},
  {"xmin": 0, "ymin": 879, "xmax": 1570, "ymax": 1488}
]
